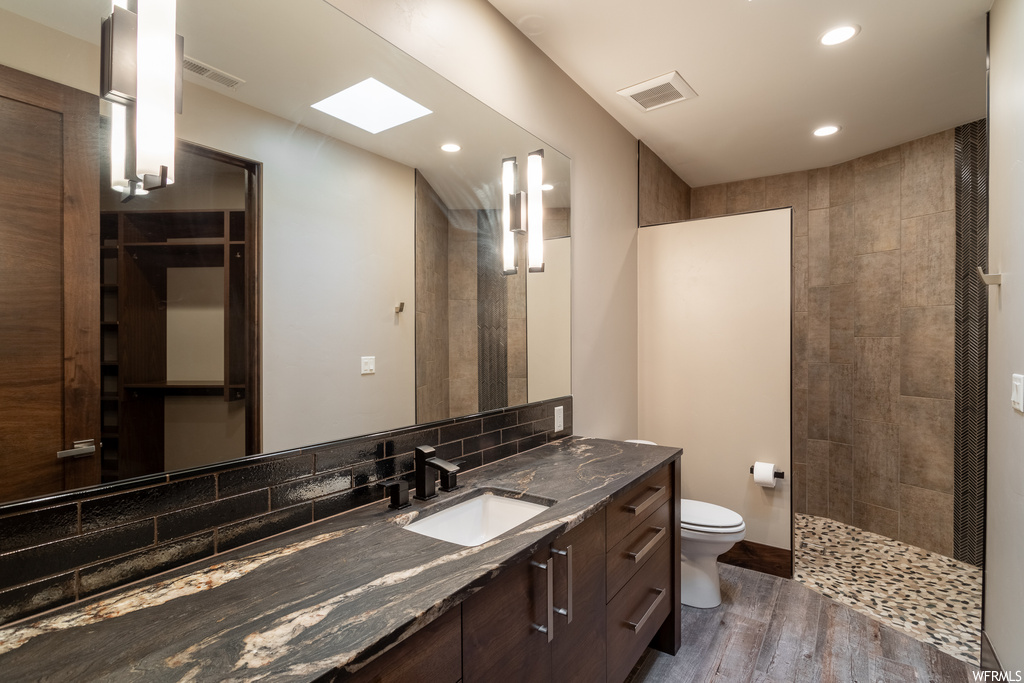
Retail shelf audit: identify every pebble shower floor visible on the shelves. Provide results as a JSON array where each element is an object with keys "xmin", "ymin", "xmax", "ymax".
[{"xmin": 794, "ymin": 513, "xmax": 982, "ymax": 666}]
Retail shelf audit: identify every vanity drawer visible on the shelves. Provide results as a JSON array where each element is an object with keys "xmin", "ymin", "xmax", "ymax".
[
  {"xmin": 606, "ymin": 465, "xmax": 671, "ymax": 548},
  {"xmin": 606, "ymin": 540, "xmax": 672, "ymax": 683},
  {"xmin": 606, "ymin": 499, "xmax": 670, "ymax": 599}
]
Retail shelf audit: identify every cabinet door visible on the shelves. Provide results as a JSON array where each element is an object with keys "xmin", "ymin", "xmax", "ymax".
[
  {"xmin": 463, "ymin": 545, "xmax": 552, "ymax": 683},
  {"xmin": 551, "ymin": 509, "xmax": 606, "ymax": 683}
]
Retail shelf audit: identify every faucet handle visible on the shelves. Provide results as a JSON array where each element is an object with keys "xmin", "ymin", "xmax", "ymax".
[
  {"xmin": 425, "ymin": 457, "xmax": 460, "ymax": 492},
  {"xmin": 380, "ymin": 480, "xmax": 410, "ymax": 510}
]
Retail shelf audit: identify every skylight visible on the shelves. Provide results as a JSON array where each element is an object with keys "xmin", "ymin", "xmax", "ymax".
[{"xmin": 311, "ymin": 78, "xmax": 432, "ymax": 134}]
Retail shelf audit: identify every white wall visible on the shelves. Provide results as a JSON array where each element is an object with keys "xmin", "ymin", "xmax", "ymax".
[
  {"xmin": 638, "ymin": 211, "xmax": 792, "ymax": 549},
  {"xmin": 528, "ymin": 237, "xmax": 572, "ymax": 403},
  {"xmin": 985, "ymin": 0, "xmax": 1024, "ymax": 669},
  {"xmin": 329, "ymin": 0, "xmax": 641, "ymax": 439}
]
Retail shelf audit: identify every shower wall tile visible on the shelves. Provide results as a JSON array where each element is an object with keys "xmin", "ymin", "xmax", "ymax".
[
  {"xmin": 900, "ymin": 397, "xmax": 955, "ymax": 495},
  {"xmin": 828, "ymin": 442, "xmax": 854, "ymax": 524},
  {"xmin": 853, "ymin": 145, "xmax": 901, "ymax": 172},
  {"xmin": 807, "ymin": 440, "xmax": 830, "ymax": 517},
  {"xmin": 855, "ymin": 250, "xmax": 901, "ymax": 337},
  {"xmin": 855, "ymin": 163, "xmax": 901, "ymax": 254},
  {"xmin": 829, "ymin": 283, "xmax": 855, "ymax": 365},
  {"xmin": 854, "ymin": 337, "xmax": 901, "ymax": 424},
  {"xmin": 808, "ymin": 287, "xmax": 830, "ymax": 363},
  {"xmin": 808, "ymin": 209, "xmax": 830, "ymax": 288},
  {"xmin": 639, "ymin": 141, "xmax": 692, "ymax": 226},
  {"xmin": 766, "ymin": 171, "xmax": 808, "ymax": 236},
  {"xmin": 829, "ymin": 203, "xmax": 856, "ymax": 284},
  {"xmin": 793, "ymin": 313, "xmax": 808, "ymax": 466},
  {"xmin": 853, "ymin": 500, "xmax": 900, "ymax": 539},
  {"xmin": 690, "ymin": 184, "xmax": 726, "ymax": 219},
  {"xmin": 853, "ymin": 419, "xmax": 899, "ymax": 509},
  {"xmin": 725, "ymin": 177, "xmax": 766, "ymax": 214},
  {"xmin": 808, "ymin": 167, "xmax": 830, "ymax": 211},
  {"xmin": 808, "ymin": 363, "xmax": 830, "ymax": 441},
  {"xmin": 901, "ymin": 305, "xmax": 955, "ymax": 399},
  {"xmin": 829, "ymin": 364, "xmax": 854, "ymax": 445},
  {"xmin": 900, "ymin": 484, "xmax": 954, "ymax": 556},
  {"xmin": 830, "ymin": 160, "xmax": 855, "ymax": 206},
  {"xmin": 902, "ymin": 211, "xmax": 956, "ymax": 308},
  {"xmin": 793, "ymin": 235, "xmax": 809, "ymax": 312},
  {"xmin": 901, "ymin": 130, "xmax": 955, "ymax": 219},
  {"xmin": 792, "ymin": 462, "xmax": 807, "ymax": 514}
]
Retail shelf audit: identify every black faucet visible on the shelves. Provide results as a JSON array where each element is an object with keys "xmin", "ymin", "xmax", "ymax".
[
  {"xmin": 414, "ymin": 445, "xmax": 461, "ymax": 500},
  {"xmin": 379, "ymin": 480, "xmax": 410, "ymax": 510}
]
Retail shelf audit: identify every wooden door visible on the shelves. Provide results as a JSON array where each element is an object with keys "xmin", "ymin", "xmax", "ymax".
[{"xmin": 0, "ymin": 65, "xmax": 100, "ymax": 503}]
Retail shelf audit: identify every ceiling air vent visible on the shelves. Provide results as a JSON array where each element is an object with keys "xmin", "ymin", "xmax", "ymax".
[
  {"xmin": 182, "ymin": 56, "xmax": 245, "ymax": 91},
  {"xmin": 617, "ymin": 71, "xmax": 697, "ymax": 112}
]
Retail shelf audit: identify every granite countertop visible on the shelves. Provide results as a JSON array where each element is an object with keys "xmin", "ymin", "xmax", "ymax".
[{"xmin": 0, "ymin": 436, "xmax": 680, "ymax": 682}]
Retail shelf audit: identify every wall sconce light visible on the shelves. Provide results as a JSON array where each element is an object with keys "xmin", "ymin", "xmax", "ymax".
[
  {"xmin": 527, "ymin": 149, "xmax": 545, "ymax": 273},
  {"xmin": 501, "ymin": 150, "xmax": 545, "ymax": 275},
  {"xmin": 101, "ymin": 0, "xmax": 183, "ymax": 201}
]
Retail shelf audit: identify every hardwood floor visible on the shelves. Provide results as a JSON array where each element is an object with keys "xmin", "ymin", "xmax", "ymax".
[{"xmin": 627, "ymin": 564, "xmax": 978, "ymax": 682}]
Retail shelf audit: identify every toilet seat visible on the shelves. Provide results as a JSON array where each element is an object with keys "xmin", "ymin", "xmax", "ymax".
[{"xmin": 679, "ymin": 499, "xmax": 745, "ymax": 534}]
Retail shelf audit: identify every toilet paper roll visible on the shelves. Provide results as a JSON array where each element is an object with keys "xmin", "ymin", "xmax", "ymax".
[{"xmin": 753, "ymin": 461, "xmax": 778, "ymax": 489}]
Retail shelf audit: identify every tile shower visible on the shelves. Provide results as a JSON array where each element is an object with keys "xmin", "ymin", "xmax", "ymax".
[{"xmin": 640, "ymin": 118, "xmax": 988, "ymax": 660}]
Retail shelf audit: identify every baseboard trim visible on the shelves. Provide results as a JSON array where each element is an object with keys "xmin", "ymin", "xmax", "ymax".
[
  {"xmin": 718, "ymin": 539, "xmax": 792, "ymax": 579},
  {"xmin": 981, "ymin": 630, "xmax": 1002, "ymax": 672}
]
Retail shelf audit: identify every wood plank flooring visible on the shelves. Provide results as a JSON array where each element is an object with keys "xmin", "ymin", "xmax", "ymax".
[{"xmin": 627, "ymin": 565, "xmax": 978, "ymax": 682}]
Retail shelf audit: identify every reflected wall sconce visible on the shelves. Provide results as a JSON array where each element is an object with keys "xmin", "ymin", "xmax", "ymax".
[
  {"xmin": 501, "ymin": 149, "xmax": 545, "ymax": 275},
  {"xmin": 101, "ymin": 0, "xmax": 183, "ymax": 201}
]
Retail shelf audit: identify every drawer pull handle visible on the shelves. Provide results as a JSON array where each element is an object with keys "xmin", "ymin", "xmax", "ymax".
[
  {"xmin": 627, "ymin": 588, "xmax": 667, "ymax": 633},
  {"xmin": 624, "ymin": 485, "xmax": 665, "ymax": 517},
  {"xmin": 530, "ymin": 558, "xmax": 554, "ymax": 643},
  {"xmin": 627, "ymin": 527, "xmax": 666, "ymax": 565},
  {"xmin": 552, "ymin": 544, "xmax": 573, "ymax": 623}
]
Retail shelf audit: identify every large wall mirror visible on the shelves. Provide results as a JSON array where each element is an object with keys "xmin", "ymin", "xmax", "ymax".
[{"xmin": 0, "ymin": 0, "xmax": 571, "ymax": 505}]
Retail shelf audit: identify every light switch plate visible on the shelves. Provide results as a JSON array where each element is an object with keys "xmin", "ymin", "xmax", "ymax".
[
  {"xmin": 554, "ymin": 405, "xmax": 564, "ymax": 432},
  {"xmin": 1012, "ymin": 374, "xmax": 1023, "ymax": 412},
  {"xmin": 361, "ymin": 356, "xmax": 375, "ymax": 375}
]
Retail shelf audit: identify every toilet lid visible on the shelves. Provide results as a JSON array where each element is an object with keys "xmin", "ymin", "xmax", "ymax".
[{"xmin": 679, "ymin": 499, "xmax": 744, "ymax": 529}]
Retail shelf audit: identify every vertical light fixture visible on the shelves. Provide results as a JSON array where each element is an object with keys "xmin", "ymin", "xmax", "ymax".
[
  {"xmin": 502, "ymin": 156, "xmax": 518, "ymax": 274},
  {"xmin": 135, "ymin": 0, "xmax": 177, "ymax": 188},
  {"xmin": 527, "ymin": 149, "xmax": 545, "ymax": 272},
  {"xmin": 102, "ymin": 0, "xmax": 182, "ymax": 200}
]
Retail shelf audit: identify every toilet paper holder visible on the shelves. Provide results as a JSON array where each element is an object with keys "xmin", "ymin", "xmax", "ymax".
[{"xmin": 749, "ymin": 465, "xmax": 784, "ymax": 479}]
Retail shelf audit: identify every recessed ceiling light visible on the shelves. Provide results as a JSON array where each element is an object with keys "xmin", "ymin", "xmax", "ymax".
[
  {"xmin": 820, "ymin": 25, "xmax": 860, "ymax": 46},
  {"xmin": 814, "ymin": 125, "xmax": 841, "ymax": 137},
  {"xmin": 441, "ymin": 143, "xmax": 461, "ymax": 152},
  {"xmin": 311, "ymin": 77, "xmax": 431, "ymax": 134},
  {"xmin": 541, "ymin": 183, "xmax": 554, "ymax": 191}
]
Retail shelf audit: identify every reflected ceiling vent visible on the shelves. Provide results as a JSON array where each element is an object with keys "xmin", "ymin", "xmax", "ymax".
[
  {"xmin": 182, "ymin": 56, "xmax": 245, "ymax": 91},
  {"xmin": 617, "ymin": 71, "xmax": 697, "ymax": 112}
]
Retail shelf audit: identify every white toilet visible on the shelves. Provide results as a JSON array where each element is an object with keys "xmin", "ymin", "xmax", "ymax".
[
  {"xmin": 678, "ymin": 498, "xmax": 745, "ymax": 608},
  {"xmin": 624, "ymin": 440, "xmax": 746, "ymax": 609}
]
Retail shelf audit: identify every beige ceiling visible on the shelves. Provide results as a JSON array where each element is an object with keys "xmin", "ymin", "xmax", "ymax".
[{"xmin": 487, "ymin": 0, "xmax": 990, "ymax": 188}]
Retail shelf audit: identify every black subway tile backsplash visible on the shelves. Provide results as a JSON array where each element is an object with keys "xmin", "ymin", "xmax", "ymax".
[
  {"xmin": 81, "ymin": 477, "xmax": 216, "ymax": 533},
  {"xmin": 0, "ymin": 519, "xmax": 154, "ymax": 589},
  {"xmin": 0, "ymin": 503, "xmax": 78, "ymax": 553},
  {"xmin": 217, "ymin": 453, "xmax": 314, "ymax": 498},
  {"xmin": 217, "ymin": 505, "xmax": 313, "ymax": 554},
  {"xmin": 269, "ymin": 470, "xmax": 354, "ymax": 510},
  {"xmin": 0, "ymin": 396, "xmax": 570, "ymax": 626},
  {"xmin": 0, "ymin": 573, "xmax": 76, "ymax": 625},
  {"xmin": 79, "ymin": 532, "xmax": 216, "ymax": 599},
  {"xmin": 157, "ymin": 490, "xmax": 269, "ymax": 542}
]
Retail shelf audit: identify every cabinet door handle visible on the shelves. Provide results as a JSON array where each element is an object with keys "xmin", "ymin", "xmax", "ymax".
[
  {"xmin": 552, "ymin": 544, "xmax": 573, "ymax": 623},
  {"xmin": 624, "ymin": 485, "xmax": 665, "ymax": 517},
  {"xmin": 57, "ymin": 439, "xmax": 96, "ymax": 459},
  {"xmin": 627, "ymin": 587, "xmax": 667, "ymax": 633},
  {"xmin": 627, "ymin": 527, "xmax": 666, "ymax": 565},
  {"xmin": 530, "ymin": 557, "xmax": 554, "ymax": 643}
]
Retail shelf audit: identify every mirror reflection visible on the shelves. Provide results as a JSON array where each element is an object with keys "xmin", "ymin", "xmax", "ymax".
[{"xmin": 0, "ymin": 0, "xmax": 570, "ymax": 505}]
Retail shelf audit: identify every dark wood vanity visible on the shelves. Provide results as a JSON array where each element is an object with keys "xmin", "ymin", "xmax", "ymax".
[{"xmin": 346, "ymin": 460, "xmax": 680, "ymax": 683}]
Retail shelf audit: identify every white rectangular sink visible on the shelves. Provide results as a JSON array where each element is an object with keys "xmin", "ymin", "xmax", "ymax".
[{"xmin": 404, "ymin": 491, "xmax": 551, "ymax": 547}]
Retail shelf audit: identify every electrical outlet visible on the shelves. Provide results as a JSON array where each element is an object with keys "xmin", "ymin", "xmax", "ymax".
[
  {"xmin": 554, "ymin": 405, "xmax": 564, "ymax": 432},
  {"xmin": 361, "ymin": 356, "xmax": 375, "ymax": 375}
]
